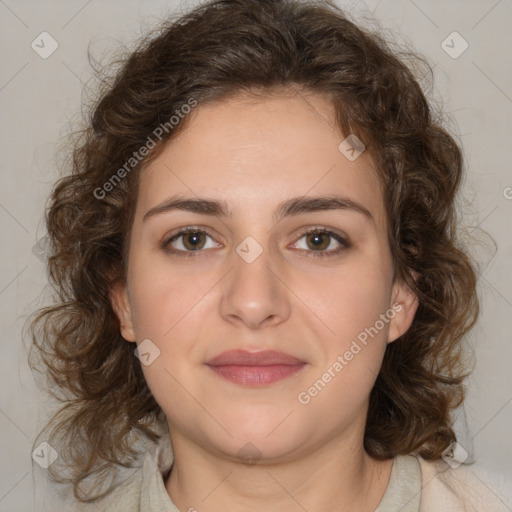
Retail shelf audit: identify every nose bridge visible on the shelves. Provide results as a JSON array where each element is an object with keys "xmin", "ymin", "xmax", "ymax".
[{"xmin": 219, "ymin": 233, "xmax": 291, "ymax": 329}]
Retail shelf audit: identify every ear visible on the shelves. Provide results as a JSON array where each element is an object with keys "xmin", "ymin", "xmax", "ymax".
[
  {"xmin": 387, "ymin": 270, "xmax": 420, "ymax": 344},
  {"xmin": 109, "ymin": 280, "xmax": 136, "ymax": 342}
]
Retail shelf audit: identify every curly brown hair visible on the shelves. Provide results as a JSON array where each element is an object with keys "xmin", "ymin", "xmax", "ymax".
[{"xmin": 29, "ymin": 0, "xmax": 480, "ymax": 503}]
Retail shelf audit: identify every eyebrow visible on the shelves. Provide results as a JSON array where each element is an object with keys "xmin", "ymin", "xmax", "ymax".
[{"xmin": 142, "ymin": 195, "xmax": 374, "ymax": 224}]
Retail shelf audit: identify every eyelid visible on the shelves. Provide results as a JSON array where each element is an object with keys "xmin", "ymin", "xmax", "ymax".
[
  {"xmin": 161, "ymin": 225, "xmax": 351, "ymax": 258},
  {"xmin": 288, "ymin": 226, "xmax": 351, "ymax": 259},
  {"xmin": 162, "ymin": 225, "xmax": 221, "ymax": 254},
  {"xmin": 289, "ymin": 225, "xmax": 350, "ymax": 245}
]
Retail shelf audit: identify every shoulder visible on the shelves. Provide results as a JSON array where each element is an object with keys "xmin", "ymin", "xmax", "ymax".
[
  {"xmin": 415, "ymin": 456, "xmax": 512, "ymax": 512},
  {"xmin": 99, "ymin": 469, "xmax": 144, "ymax": 511},
  {"xmin": 66, "ymin": 468, "xmax": 143, "ymax": 512},
  {"xmin": 69, "ymin": 425, "xmax": 174, "ymax": 511}
]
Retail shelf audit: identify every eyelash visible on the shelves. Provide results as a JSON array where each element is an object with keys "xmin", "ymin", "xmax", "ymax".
[{"xmin": 162, "ymin": 226, "xmax": 351, "ymax": 260}]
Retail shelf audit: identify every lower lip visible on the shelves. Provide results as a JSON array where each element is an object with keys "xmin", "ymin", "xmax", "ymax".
[{"xmin": 206, "ymin": 364, "xmax": 306, "ymax": 386}]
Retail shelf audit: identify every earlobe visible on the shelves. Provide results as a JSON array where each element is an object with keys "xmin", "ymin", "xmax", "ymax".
[
  {"xmin": 387, "ymin": 271, "xmax": 420, "ymax": 344},
  {"xmin": 109, "ymin": 281, "xmax": 137, "ymax": 342}
]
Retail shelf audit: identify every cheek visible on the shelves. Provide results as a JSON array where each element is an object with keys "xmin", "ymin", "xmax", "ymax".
[
  {"xmin": 308, "ymin": 261, "xmax": 392, "ymax": 345},
  {"xmin": 127, "ymin": 253, "xmax": 214, "ymax": 339},
  {"xmin": 125, "ymin": 254, "xmax": 216, "ymax": 398},
  {"xmin": 296, "ymin": 267, "xmax": 391, "ymax": 422},
  {"xmin": 126, "ymin": 262, "xmax": 206, "ymax": 417}
]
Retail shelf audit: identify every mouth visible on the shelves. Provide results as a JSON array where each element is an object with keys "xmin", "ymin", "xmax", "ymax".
[{"xmin": 204, "ymin": 349, "xmax": 307, "ymax": 387}]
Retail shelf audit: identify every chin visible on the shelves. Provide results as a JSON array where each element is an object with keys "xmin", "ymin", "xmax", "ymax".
[
  {"xmin": 206, "ymin": 413, "xmax": 309, "ymax": 462},
  {"xmin": 215, "ymin": 434, "xmax": 304, "ymax": 466}
]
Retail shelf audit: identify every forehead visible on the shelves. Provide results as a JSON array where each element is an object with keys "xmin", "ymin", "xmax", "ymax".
[{"xmin": 136, "ymin": 91, "xmax": 387, "ymax": 230}]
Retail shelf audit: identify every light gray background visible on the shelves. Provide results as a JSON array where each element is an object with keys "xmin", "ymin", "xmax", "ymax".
[{"xmin": 0, "ymin": 0, "xmax": 511, "ymax": 510}]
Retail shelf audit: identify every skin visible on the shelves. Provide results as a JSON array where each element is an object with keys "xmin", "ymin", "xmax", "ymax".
[{"xmin": 111, "ymin": 88, "xmax": 419, "ymax": 512}]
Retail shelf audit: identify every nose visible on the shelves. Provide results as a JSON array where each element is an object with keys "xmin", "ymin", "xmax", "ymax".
[{"xmin": 219, "ymin": 239, "xmax": 292, "ymax": 330}]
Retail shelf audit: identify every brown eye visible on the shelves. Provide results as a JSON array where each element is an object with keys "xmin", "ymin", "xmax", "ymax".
[
  {"xmin": 163, "ymin": 227, "xmax": 219, "ymax": 256},
  {"xmin": 292, "ymin": 228, "xmax": 350, "ymax": 259},
  {"xmin": 181, "ymin": 231, "xmax": 206, "ymax": 250},
  {"xmin": 305, "ymin": 232, "xmax": 331, "ymax": 251}
]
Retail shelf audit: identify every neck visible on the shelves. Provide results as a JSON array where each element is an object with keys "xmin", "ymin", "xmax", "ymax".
[{"xmin": 164, "ymin": 425, "xmax": 393, "ymax": 512}]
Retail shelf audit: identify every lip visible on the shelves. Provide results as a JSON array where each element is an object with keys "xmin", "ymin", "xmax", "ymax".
[
  {"xmin": 205, "ymin": 350, "xmax": 307, "ymax": 387},
  {"xmin": 205, "ymin": 349, "xmax": 305, "ymax": 366}
]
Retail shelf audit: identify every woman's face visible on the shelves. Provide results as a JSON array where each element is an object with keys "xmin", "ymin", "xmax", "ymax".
[{"xmin": 111, "ymin": 90, "xmax": 418, "ymax": 462}]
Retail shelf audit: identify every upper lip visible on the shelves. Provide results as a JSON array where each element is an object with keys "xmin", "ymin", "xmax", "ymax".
[{"xmin": 205, "ymin": 349, "xmax": 305, "ymax": 366}]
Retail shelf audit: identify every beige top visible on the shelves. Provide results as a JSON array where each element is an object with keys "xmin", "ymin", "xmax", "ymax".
[{"xmin": 71, "ymin": 429, "xmax": 511, "ymax": 512}]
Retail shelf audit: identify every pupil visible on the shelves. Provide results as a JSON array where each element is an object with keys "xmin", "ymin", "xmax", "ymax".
[
  {"xmin": 309, "ymin": 233, "xmax": 328, "ymax": 250},
  {"xmin": 185, "ymin": 232, "xmax": 203, "ymax": 250}
]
